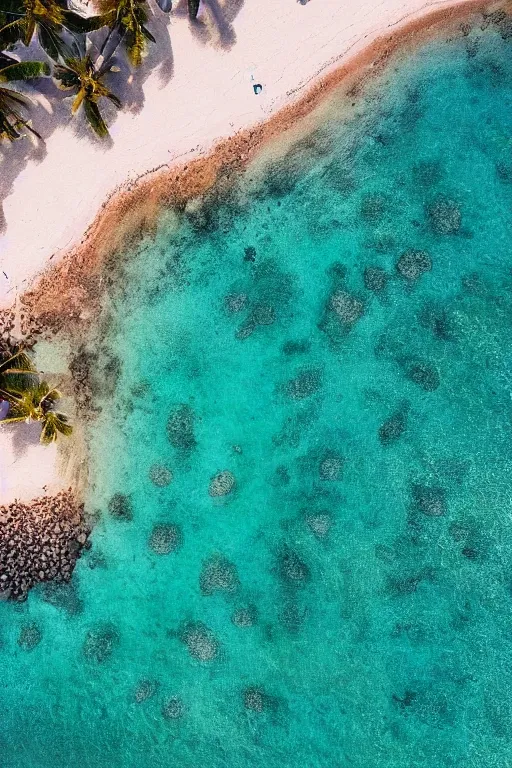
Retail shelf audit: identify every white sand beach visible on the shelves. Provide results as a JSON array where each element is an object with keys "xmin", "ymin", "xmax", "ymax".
[
  {"xmin": 0, "ymin": 0, "xmax": 481, "ymax": 505},
  {"xmin": 0, "ymin": 425, "xmax": 62, "ymax": 505}
]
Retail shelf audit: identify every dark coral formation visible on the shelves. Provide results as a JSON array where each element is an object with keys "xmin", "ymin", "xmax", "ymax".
[
  {"xmin": 361, "ymin": 192, "xmax": 387, "ymax": 222},
  {"xmin": 162, "ymin": 696, "xmax": 185, "ymax": 720},
  {"xmin": 133, "ymin": 679, "xmax": 159, "ymax": 703},
  {"xmin": 364, "ymin": 266, "xmax": 389, "ymax": 293},
  {"xmin": 329, "ymin": 290, "xmax": 365, "ymax": 326},
  {"xmin": 379, "ymin": 404, "xmax": 408, "ymax": 445},
  {"xmin": 39, "ymin": 580, "xmax": 83, "ymax": 615},
  {"xmin": 149, "ymin": 464, "xmax": 173, "ymax": 487},
  {"xmin": 208, "ymin": 471, "xmax": 236, "ymax": 497},
  {"xmin": 200, "ymin": 553, "xmax": 239, "ymax": 596},
  {"xmin": 224, "ymin": 293, "xmax": 248, "ymax": 314},
  {"xmin": 278, "ymin": 545, "xmax": 310, "ymax": 586},
  {"xmin": 69, "ymin": 345, "xmax": 99, "ymax": 412},
  {"xmin": 404, "ymin": 360, "xmax": 440, "ymax": 391},
  {"xmin": 178, "ymin": 620, "xmax": 219, "ymax": 662},
  {"xmin": 418, "ymin": 302, "xmax": 455, "ymax": 341},
  {"xmin": 396, "ymin": 249, "xmax": 432, "ymax": 282},
  {"xmin": 412, "ymin": 484, "xmax": 447, "ymax": 517},
  {"xmin": 167, "ymin": 404, "xmax": 197, "ymax": 454},
  {"xmin": 231, "ymin": 604, "xmax": 258, "ymax": 628},
  {"xmin": 17, "ymin": 622, "xmax": 42, "ymax": 651},
  {"xmin": 0, "ymin": 491, "xmax": 89, "ymax": 601},
  {"xmin": 83, "ymin": 623, "xmax": 120, "ymax": 663},
  {"xmin": 149, "ymin": 523, "xmax": 182, "ymax": 555},
  {"xmin": 242, "ymin": 686, "xmax": 278, "ymax": 713},
  {"xmin": 426, "ymin": 195, "xmax": 461, "ymax": 235},
  {"xmin": 107, "ymin": 493, "xmax": 133, "ymax": 521},
  {"xmin": 285, "ymin": 368, "xmax": 323, "ymax": 400},
  {"xmin": 305, "ymin": 511, "xmax": 334, "ymax": 539},
  {"xmin": 319, "ymin": 451, "xmax": 344, "ymax": 481}
]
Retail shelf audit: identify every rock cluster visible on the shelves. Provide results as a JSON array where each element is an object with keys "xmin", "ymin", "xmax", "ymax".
[
  {"xmin": 208, "ymin": 470, "xmax": 236, "ymax": 497},
  {"xmin": 0, "ymin": 490, "xmax": 90, "ymax": 601},
  {"xmin": 0, "ymin": 308, "xmax": 42, "ymax": 358},
  {"xmin": 149, "ymin": 523, "xmax": 182, "ymax": 555}
]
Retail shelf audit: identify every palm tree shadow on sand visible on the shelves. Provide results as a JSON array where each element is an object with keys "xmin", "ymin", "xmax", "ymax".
[
  {"xmin": 0, "ymin": 0, "xmax": 245, "ymax": 232},
  {"xmin": 174, "ymin": 0, "xmax": 244, "ymax": 50}
]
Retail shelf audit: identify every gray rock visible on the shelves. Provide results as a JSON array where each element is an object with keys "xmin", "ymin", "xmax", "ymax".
[
  {"xmin": 396, "ymin": 249, "xmax": 432, "ymax": 281},
  {"xmin": 149, "ymin": 524, "xmax": 182, "ymax": 555},
  {"xmin": 209, "ymin": 471, "xmax": 236, "ymax": 497},
  {"xmin": 200, "ymin": 554, "xmax": 239, "ymax": 595}
]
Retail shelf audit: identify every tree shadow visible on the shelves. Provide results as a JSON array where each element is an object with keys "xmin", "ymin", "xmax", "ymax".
[
  {"xmin": 0, "ymin": 0, "xmax": 244, "ymax": 228},
  {"xmin": 174, "ymin": 0, "xmax": 245, "ymax": 50},
  {"xmin": 2, "ymin": 420, "xmax": 42, "ymax": 459}
]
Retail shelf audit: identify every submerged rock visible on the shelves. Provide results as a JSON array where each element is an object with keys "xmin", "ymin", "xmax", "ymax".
[
  {"xmin": 319, "ymin": 451, "xmax": 344, "ymax": 481},
  {"xmin": 149, "ymin": 524, "xmax": 182, "ymax": 555},
  {"xmin": 17, "ymin": 623, "xmax": 42, "ymax": 651},
  {"xmin": 396, "ymin": 249, "xmax": 432, "ymax": 282},
  {"xmin": 412, "ymin": 484, "xmax": 447, "ymax": 517},
  {"xmin": 83, "ymin": 623, "xmax": 119, "ymax": 663},
  {"xmin": 278, "ymin": 546, "xmax": 310, "ymax": 586},
  {"xmin": 167, "ymin": 404, "xmax": 197, "ymax": 453},
  {"xmin": 149, "ymin": 465, "xmax": 173, "ymax": 488},
  {"xmin": 305, "ymin": 511, "xmax": 334, "ymax": 539},
  {"xmin": 405, "ymin": 361, "xmax": 440, "ymax": 391},
  {"xmin": 134, "ymin": 679, "xmax": 159, "ymax": 703},
  {"xmin": 285, "ymin": 368, "xmax": 322, "ymax": 400},
  {"xmin": 224, "ymin": 293, "xmax": 248, "ymax": 314},
  {"xmin": 209, "ymin": 471, "xmax": 236, "ymax": 497},
  {"xmin": 231, "ymin": 604, "xmax": 258, "ymax": 628},
  {"xmin": 426, "ymin": 195, "xmax": 461, "ymax": 235},
  {"xmin": 379, "ymin": 406, "xmax": 408, "ymax": 445},
  {"xmin": 243, "ymin": 686, "xmax": 267, "ymax": 713},
  {"xmin": 329, "ymin": 290, "xmax": 365, "ymax": 326},
  {"xmin": 162, "ymin": 696, "xmax": 185, "ymax": 720},
  {"xmin": 364, "ymin": 266, "xmax": 389, "ymax": 293},
  {"xmin": 200, "ymin": 554, "xmax": 239, "ymax": 596},
  {"xmin": 178, "ymin": 620, "xmax": 219, "ymax": 662},
  {"xmin": 108, "ymin": 493, "xmax": 133, "ymax": 521},
  {"xmin": 361, "ymin": 193, "xmax": 387, "ymax": 222}
]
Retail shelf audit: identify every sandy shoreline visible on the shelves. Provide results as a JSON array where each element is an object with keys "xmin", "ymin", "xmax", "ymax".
[
  {"xmin": 0, "ymin": 0, "xmax": 501, "ymax": 315},
  {"xmin": 0, "ymin": 0, "xmax": 506, "ymax": 511}
]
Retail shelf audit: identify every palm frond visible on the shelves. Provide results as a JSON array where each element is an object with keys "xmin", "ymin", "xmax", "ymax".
[{"xmin": 40, "ymin": 410, "xmax": 72, "ymax": 444}]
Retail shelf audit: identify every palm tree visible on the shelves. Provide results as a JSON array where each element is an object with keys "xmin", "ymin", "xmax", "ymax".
[
  {"xmin": 0, "ymin": 346, "xmax": 36, "ymax": 388},
  {"xmin": 188, "ymin": 0, "xmax": 200, "ymax": 20},
  {"xmin": 0, "ymin": 0, "xmax": 107, "ymax": 61},
  {"xmin": 0, "ymin": 54, "xmax": 49, "ymax": 140},
  {"xmin": 95, "ymin": 0, "xmax": 156, "ymax": 67},
  {"xmin": 0, "ymin": 379, "xmax": 72, "ymax": 444},
  {"xmin": 54, "ymin": 53, "xmax": 121, "ymax": 137}
]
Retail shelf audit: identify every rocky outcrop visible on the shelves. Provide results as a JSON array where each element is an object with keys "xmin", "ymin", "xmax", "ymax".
[{"xmin": 0, "ymin": 490, "xmax": 90, "ymax": 601}]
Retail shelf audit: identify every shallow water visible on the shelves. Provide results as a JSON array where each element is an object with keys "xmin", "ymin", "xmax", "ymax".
[{"xmin": 3, "ymin": 12, "xmax": 512, "ymax": 767}]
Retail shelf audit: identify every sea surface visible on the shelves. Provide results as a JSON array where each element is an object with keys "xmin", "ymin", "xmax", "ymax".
[{"xmin": 2, "ymin": 11, "xmax": 512, "ymax": 767}]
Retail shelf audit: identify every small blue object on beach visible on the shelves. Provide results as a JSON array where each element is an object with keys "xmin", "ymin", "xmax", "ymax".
[
  {"xmin": 253, "ymin": 84, "xmax": 263, "ymax": 95},
  {"xmin": 0, "ymin": 400, "xmax": 9, "ymax": 421}
]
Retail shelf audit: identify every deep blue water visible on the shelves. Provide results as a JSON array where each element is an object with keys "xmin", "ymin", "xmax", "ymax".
[{"xmin": 2, "ymin": 11, "xmax": 512, "ymax": 768}]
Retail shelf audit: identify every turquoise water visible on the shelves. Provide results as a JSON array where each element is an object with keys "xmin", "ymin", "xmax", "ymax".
[{"xmin": 3, "ymin": 13, "xmax": 512, "ymax": 767}]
